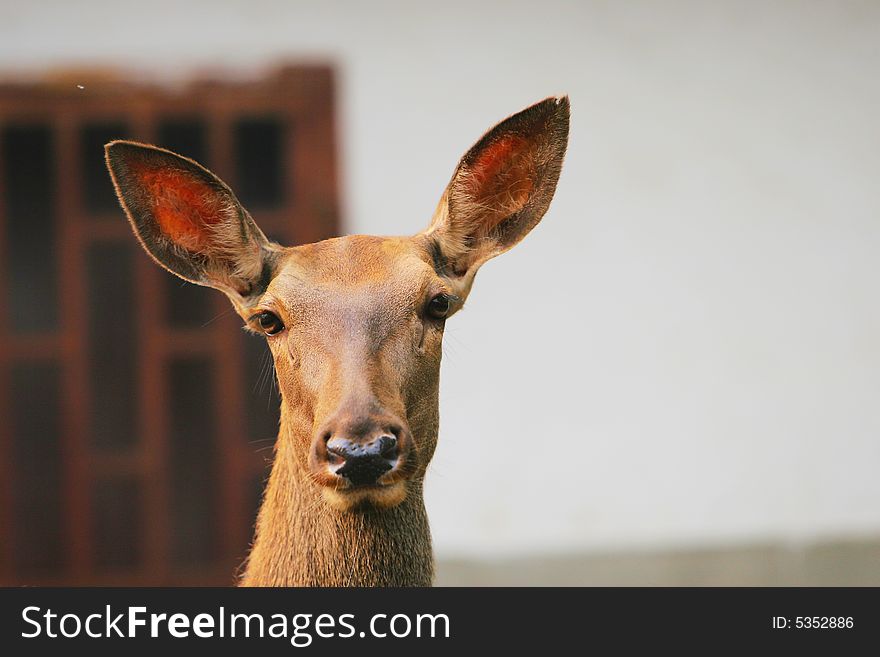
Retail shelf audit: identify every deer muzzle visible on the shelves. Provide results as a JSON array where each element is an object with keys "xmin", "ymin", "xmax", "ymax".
[{"xmin": 309, "ymin": 410, "xmax": 414, "ymax": 508}]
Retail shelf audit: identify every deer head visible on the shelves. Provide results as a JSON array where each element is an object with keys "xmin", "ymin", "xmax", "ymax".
[{"xmin": 105, "ymin": 96, "xmax": 569, "ymax": 585}]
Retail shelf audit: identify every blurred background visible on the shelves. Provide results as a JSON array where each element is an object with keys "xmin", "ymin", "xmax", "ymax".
[{"xmin": 0, "ymin": 0, "xmax": 878, "ymax": 585}]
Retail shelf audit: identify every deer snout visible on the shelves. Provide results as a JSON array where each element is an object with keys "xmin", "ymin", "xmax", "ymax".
[
  {"xmin": 310, "ymin": 414, "xmax": 414, "ymax": 496},
  {"xmin": 326, "ymin": 434, "xmax": 398, "ymax": 486}
]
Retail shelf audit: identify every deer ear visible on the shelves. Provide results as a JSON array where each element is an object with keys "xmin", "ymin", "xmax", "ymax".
[
  {"xmin": 104, "ymin": 140, "xmax": 277, "ymax": 303},
  {"xmin": 425, "ymin": 96, "xmax": 569, "ymax": 279}
]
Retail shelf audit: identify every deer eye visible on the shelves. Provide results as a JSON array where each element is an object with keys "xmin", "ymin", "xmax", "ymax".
[
  {"xmin": 255, "ymin": 311, "xmax": 285, "ymax": 336},
  {"xmin": 426, "ymin": 293, "xmax": 452, "ymax": 320}
]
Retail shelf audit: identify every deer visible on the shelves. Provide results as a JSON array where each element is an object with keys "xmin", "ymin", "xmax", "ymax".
[{"xmin": 104, "ymin": 96, "xmax": 569, "ymax": 586}]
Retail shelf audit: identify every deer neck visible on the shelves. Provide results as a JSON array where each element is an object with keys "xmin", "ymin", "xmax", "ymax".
[{"xmin": 240, "ymin": 406, "xmax": 435, "ymax": 587}]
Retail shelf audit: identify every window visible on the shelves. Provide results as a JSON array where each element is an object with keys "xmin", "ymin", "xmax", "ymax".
[{"xmin": 0, "ymin": 66, "xmax": 340, "ymax": 584}]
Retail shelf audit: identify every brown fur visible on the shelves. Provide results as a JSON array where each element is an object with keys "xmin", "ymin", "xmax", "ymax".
[{"xmin": 104, "ymin": 97, "xmax": 570, "ymax": 586}]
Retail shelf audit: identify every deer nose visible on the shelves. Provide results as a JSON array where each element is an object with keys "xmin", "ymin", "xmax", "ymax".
[{"xmin": 326, "ymin": 434, "xmax": 399, "ymax": 486}]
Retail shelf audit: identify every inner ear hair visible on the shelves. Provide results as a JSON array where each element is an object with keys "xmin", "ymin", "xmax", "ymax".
[
  {"xmin": 430, "ymin": 96, "xmax": 570, "ymax": 275},
  {"xmin": 105, "ymin": 140, "xmax": 278, "ymax": 301}
]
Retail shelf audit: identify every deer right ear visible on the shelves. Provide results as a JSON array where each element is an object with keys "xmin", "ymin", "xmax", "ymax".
[
  {"xmin": 424, "ymin": 96, "xmax": 569, "ymax": 282},
  {"xmin": 105, "ymin": 141, "xmax": 277, "ymax": 305}
]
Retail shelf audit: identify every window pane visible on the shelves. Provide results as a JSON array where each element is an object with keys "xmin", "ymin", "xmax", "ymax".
[
  {"xmin": 10, "ymin": 361, "xmax": 63, "ymax": 574},
  {"xmin": 247, "ymin": 471, "xmax": 267, "ymax": 546},
  {"xmin": 81, "ymin": 121, "xmax": 129, "ymax": 214},
  {"xmin": 168, "ymin": 357, "xmax": 218, "ymax": 567},
  {"xmin": 94, "ymin": 476, "xmax": 141, "ymax": 570},
  {"xmin": 241, "ymin": 334, "xmax": 280, "ymax": 447},
  {"xmin": 157, "ymin": 117, "xmax": 208, "ymax": 165},
  {"xmin": 234, "ymin": 116, "xmax": 285, "ymax": 208},
  {"xmin": 164, "ymin": 277, "xmax": 215, "ymax": 329},
  {"xmin": 88, "ymin": 242, "xmax": 138, "ymax": 449},
  {"xmin": 2, "ymin": 124, "xmax": 58, "ymax": 332}
]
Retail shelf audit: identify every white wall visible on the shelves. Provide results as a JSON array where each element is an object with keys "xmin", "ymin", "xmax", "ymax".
[{"xmin": 3, "ymin": 0, "xmax": 878, "ymax": 557}]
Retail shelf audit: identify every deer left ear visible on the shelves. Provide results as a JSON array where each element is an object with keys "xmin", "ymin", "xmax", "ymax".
[
  {"xmin": 425, "ymin": 96, "xmax": 569, "ymax": 279},
  {"xmin": 105, "ymin": 140, "xmax": 277, "ymax": 305}
]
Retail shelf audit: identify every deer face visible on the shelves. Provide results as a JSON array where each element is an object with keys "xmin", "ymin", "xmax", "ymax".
[
  {"xmin": 254, "ymin": 235, "xmax": 450, "ymax": 510},
  {"xmin": 105, "ymin": 96, "xmax": 569, "ymax": 512}
]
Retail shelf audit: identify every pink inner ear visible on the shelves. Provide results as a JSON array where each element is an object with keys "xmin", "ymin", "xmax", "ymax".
[
  {"xmin": 466, "ymin": 135, "xmax": 535, "ymax": 230},
  {"xmin": 471, "ymin": 135, "xmax": 526, "ymax": 178},
  {"xmin": 132, "ymin": 165, "xmax": 222, "ymax": 251}
]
